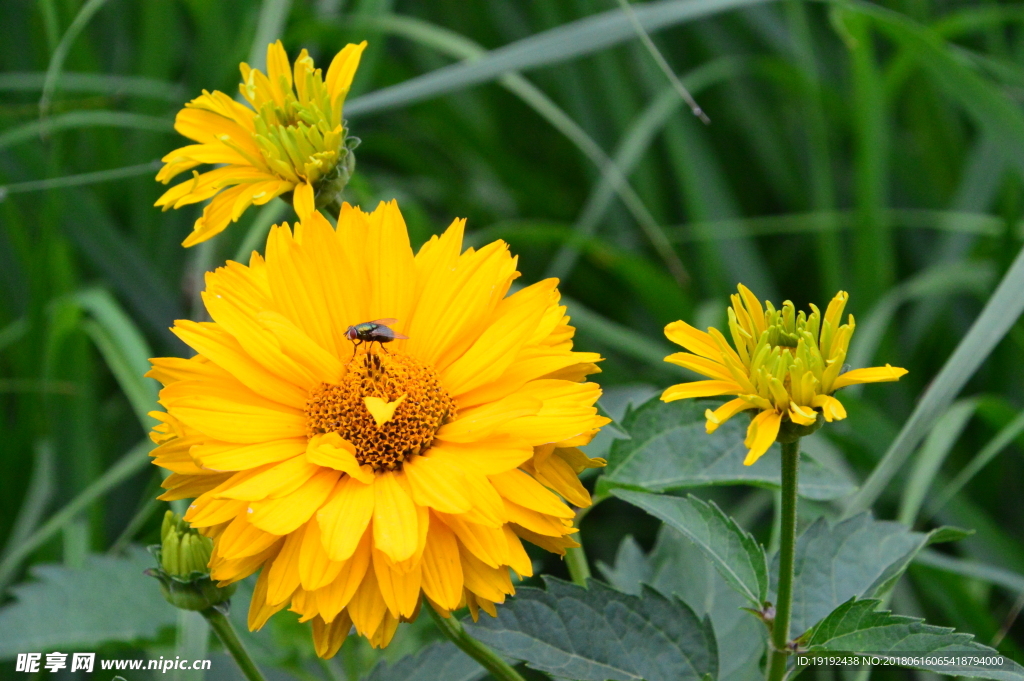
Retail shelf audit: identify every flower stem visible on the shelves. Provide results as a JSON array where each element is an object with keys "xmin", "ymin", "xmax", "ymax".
[
  {"xmin": 565, "ymin": 544, "xmax": 591, "ymax": 586},
  {"xmin": 426, "ymin": 601, "xmax": 526, "ymax": 681},
  {"xmin": 201, "ymin": 607, "xmax": 268, "ymax": 681},
  {"xmin": 766, "ymin": 438, "xmax": 800, "ymax": 681}
]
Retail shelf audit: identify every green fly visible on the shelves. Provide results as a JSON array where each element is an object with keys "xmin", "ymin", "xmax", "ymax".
[{"xmin": 345, "ymin": 318, "xmax": 408, "ymax": 355}]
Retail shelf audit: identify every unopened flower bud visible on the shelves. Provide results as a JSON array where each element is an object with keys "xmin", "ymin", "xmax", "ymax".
[{"xmin": 147, "ymin": 511, "xmax": 235, "ymax": 612}]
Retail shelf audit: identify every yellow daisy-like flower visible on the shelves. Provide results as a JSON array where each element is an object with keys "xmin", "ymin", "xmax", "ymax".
[
  {"xmin": 155, "ymin": 40, "xmax": 366, "ymax": 247},
  {"xmin": 661, "ymin": 284, "xmax": 907, "ymax": 466},
  {"xmin": 146, "ymin": 186, "xmax": 608, "ymax": 656}
]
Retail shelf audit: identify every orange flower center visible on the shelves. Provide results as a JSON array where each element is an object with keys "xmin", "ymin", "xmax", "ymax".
[{"xmin": 304, "ymin": 352, "xmax": 455, "ymax": 471}]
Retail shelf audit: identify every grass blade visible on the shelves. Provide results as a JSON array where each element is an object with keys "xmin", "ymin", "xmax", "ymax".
[
  {"xmin": 925, "ymin": 409, "xmax": 1024, "ymax": 521},
  {"xmin": 38, "ymin": 0, "xmax": 112, "ymax": 116},
  {"xmin": 546, "ymin": 58, "xmax": 743, "ymax": 281},
  {"xmin": 345, "ymin": 0, "xmax": 772, "ymax": 118},
  {"xmin": 362, "ymin": 13, "xmax": 688, "ymax": 283},
  {"xmin": 897, "ymin": 399, "xmax": 978, "ymax": 526},
  {"xmin": 563, "ymin": 295, "xmax": 674, "ymax": 369},
  {"xmin": 0, "ymin": 111, "xmax": 173, "ymax": 152},
  {"xmin": 73, "ymin": 288, "xmax": 158, "ymax": 429},
  {"xmin": 0, "ymin": 161, "xmax": 162, "ymax": 201},
  {"xmin": 915, "ymin": 550, "xmax": 1024, "ymax": 595},
  {"xmin": 613, "ymin": 0, "xmax": 709, "ymax": 123},
  {"xmin": 0, "ymin": 439, "xmax": 151, "ymax": 596},
  {"xmin": 0, "ymin": 442, "xmax": 55, "ymax": 563},
  {"xmin": 847, "ymin": 260, "xmax": 995, "ymax": 374},
  {"xmin": 247, "ymin": 0, "xmax": 294, "ymax": 69},
  {"xmin": 0, "ymin": 72, "xmax": 184, "ymax": 101},
  {"xmin": 844, "ymin": 243, "xmax": 1024, "ymax": 517}
]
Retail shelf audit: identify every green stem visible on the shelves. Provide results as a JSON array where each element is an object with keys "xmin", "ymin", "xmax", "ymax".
[
  {"xmin": 565, "ymin": 544, "xmax": 591, "ymax": 586},
  {"xmin": 426, "ymin": 600, "xmax": 526, "ymax": 681},
  {"xmin": 766, "ymin": 438, "xmax": 800, "ymax": 681},
  {"xmin": 565, "ymin": 505, "xmax": 592, "ymax": 586},
  {"xmin": 201, "ymin": 607, "xmax": 268, "ymax": 681}
]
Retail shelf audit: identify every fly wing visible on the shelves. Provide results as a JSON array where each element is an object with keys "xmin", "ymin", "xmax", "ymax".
[
  {"xmin": 368, "ymin": 318, "xmax": 399, "ymax": 326},
  {"xmin": 369, "ymin": 326, "xmax": 408, "ymax": 341}
]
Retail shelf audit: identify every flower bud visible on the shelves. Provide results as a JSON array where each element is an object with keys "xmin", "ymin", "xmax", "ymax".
[{"xmin": 147, "ymin": 510, "xmax": 235, "ymax": 612}]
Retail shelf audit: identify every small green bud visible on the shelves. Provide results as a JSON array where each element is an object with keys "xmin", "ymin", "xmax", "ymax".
[{"xmin": 147, "ymin": 510, "xmax": 235, "ymax": 612}]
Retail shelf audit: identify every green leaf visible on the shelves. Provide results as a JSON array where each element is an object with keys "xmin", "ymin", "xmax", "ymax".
[
  {"xmin": 783, "ymin": 513, "xmax": 965, "ymax": 636},
  {"xmin": 465, "ymin": 577, "xmax": 718, "ymax": 681},
  {"xmin": 598, "ymin": 397, "xmax": 856, "ymax": 501},
  {"xmin": 0, "ymin": 546, "xmax": 176, "ymax": 658},
  {"xmin": 600, "ymin": 529, "xmax": 765, "ymax": 681},
  {"xmin": 798, "ymin": 598, "xmax": 1024, "ymax": 680},
  {"xmin": 612, "ymin": 489, "xmax": 768, "ymax": 607},
  {"xmin": 364, "ymin": 642, "xmax": 486, "ymax": 681}
]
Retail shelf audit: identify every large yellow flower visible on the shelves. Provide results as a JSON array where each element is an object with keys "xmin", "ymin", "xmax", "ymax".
[
  {"xmin": 661, "ymin": 284, "xmax": 906, "ymax": 465},
  {"xmin": 147, "ymin": 186, "xmax": 608, "ymax": 656},
  {"xmin": 156, "ymin": 40, "xmax": 366, "ymax": 247}
]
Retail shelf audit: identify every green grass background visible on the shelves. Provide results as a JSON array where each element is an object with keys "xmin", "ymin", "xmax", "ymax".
[{"xmin": 3, "ymin": 0, "xmax": 1024, "ymax": 679}]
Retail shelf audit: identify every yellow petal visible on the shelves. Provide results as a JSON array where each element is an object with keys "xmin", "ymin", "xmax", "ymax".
[
  {"xmin": 743, "ymin": 410, "xmax": 782, "ymax": 466},
  {"xmin": 306, "ymin": 433, "xmax": 374, "ymax": 483},
  {"xmin": 438, "ymin": 513, "xmax": 508, "ymax": 568},
  {"xmin": 317, "ymin": 475, "xmax": 375, "ymax": 561},
  {"xmin": 311, "ymin": 611, "xmax": 352, "ymax": 659},
  {"xmin": 192, "ymin": 438, "xmax": 307, "ymax": 472},
  {"xmin": 293, "ymin": 182, "xmax": 316, "ymax": 222},
  {"xmin": 403, "ymin": 454, "xmax": 473, "ymax": 514},
  {"xmin": 215, "ymin": 456, "xmax": 318, "ymax": 501},
  {"xmin": 503, "ymin": 525, "xmax": 534, "ymax": 578},
  {"xmin": 372, "ymin": 471, "xmax": 419, "ymax": 563},
  {"xmin": 661, "ymin": 380, "xmax": 742, "ymax": 402},
  {"xmin": 459, "ymin": 545, "xmax": 513, "ymax": 603},
  {"xmin": 812, "ymin": 394, "xmax": 848, "ymax": 422},
  {"xmin": 664, "ymin": 320, "xmax": 721, "ymax": 359},
  {"xmin": 664, "ymin": 352, "xmax": 735, "ymax": 381},
  {"xmin": 435, "ymin": 394, "xmax": 541, "ymax": 443},
  {"xmin": 248, "ymin": 468, "xmax": 339, "ymax": 535},
  {"xmin": 266, "ymin": 525, "xmax": 304, "ymax": 605},
  {"xmin": 831, "ymin": 364, "xmax": 908, "ymax": 390},
  {"xmin": 528, "ymin": 450, "xmax": 592, "ymax": 508},
  {"xmin": 347, "ymin": 563, "xmax": 388, "ymax": 638},
  {"xmin": 299, "ymin": 520, "xmax": 344, "ymax": 591},
  {"xmin": 248, "ymin": 563, "xmax": 290, "ymax": 631},
  {"xmin": 489, "ymin": 469, "xmax": 574, "ymax": 519},
  {"xmin": 314, "ymin": 529, "xmax": 371, "ymax": 622},
  {"xmin": 372, "ymin": 548, "xmax": 422, "ymax": 618},
  {"xmin": 788, "ymin": 403, "xmax": 817, "ymax": 426},
  {"xmin": 704, "ymin": 397, "xmax": 756, "ymax": 434},
  {"xmin": 363, "ymin": 394, "xmax": 407, "ymax": 428},
  {"xmin": 420, "ymin": 514, "xmax": 464, "ymax": 611}
]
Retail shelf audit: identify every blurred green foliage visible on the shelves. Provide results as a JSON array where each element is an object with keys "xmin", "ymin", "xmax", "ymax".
[{"xmin": 3, "ymin": 0, "xmax": 1024, "ymax": 679}]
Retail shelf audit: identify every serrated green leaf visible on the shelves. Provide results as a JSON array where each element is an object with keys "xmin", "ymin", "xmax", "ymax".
[
  {"xmin": 0, "ymin": 546, "xmax": 176, "ymax": 658},
  {"xmin": 598, "ymin": 397, "xmax": 855, "ymax": 501},
  {"xmin": 600, "ymin": 529, "xmax": 765, "ymax": 681},
  {"xmin": 798, "ymin": 598, "xmax": 1024, "ymax": 680},
  {"xmin": 363, "ymin": 641, "xmax": 486, "ymax": 681},
  {"xmin": 612, "ymin": 489, "xmax": 768, "ymax": 607},
  {"xmin": 465, "ymin": 577, "xmax": 718, "ymax": 681},
  {"xmin": 782, "ymin": 514, "xmax": 964, "ymax": 636}
]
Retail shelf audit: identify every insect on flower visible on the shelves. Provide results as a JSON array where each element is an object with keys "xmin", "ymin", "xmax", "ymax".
[{"xmin": 345, "ymin": 318, "xmax": 408, "ymax": 354}]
